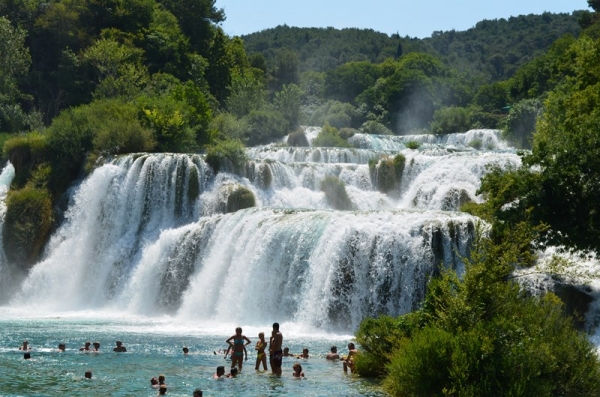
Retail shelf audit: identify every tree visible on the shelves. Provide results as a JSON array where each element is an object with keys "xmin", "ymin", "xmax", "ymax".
[
  {"xmin": 274, "ymin": 83, "xmax": 303, "ymax": 131},
  {"xmin": 589, "ymin": 0, "xmax": 600, "ymax": 12},
  {"xmin": 0, "ymin": 16, "xmax": 31, "ymax": 132}
]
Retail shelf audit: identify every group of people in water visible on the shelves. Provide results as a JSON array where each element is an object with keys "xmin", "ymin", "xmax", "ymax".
[{"xmin": 16, "ymin": 322, "xmax": 358, "ymax": 395}]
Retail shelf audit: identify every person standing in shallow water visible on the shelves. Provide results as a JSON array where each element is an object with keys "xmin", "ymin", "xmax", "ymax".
[
  {"xmin": 269, "ymin": 322, "xmax": 283, "ymax": 377},
  {"xmin": 254, "ymin": 332, "xmax": 268, "ymax": 371},
  {"xmin": 225, "ymin": 327, "xmax": 251, "ymax": 372}
]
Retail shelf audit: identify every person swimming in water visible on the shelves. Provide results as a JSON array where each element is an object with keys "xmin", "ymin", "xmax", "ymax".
[
  {"xmin": 92, "ymin": 342, "xmax": 100, "ymax": 352},
  {"xmin": 19, "ymin": 340, "xmax": 30, "ymax": 351},
  {"xmin": 58, "ymin": 343, "xmax": 66, "ymax": 352},
  {"xmin": 113, "ymin": 340, "xmax": 127, "ymax": 352},
  {"xmin": 80, "ymin": 341, "xmax": 92, "ymax": 352},
  {"xmin": 254, "ymin": 332, "xmax": 268, "ymax": 371},
  {"xmin": 326, "ymin": 345, "xmax": 340, "ymax": 360},
  {"xmin": 225, "ymin": 327, "xmax": 251, "ymax": 372},
  {"xmin": 213, "ymin": 366, "xmax": 226, "ymax": 380},
  {"xmin": 292, "ymin": 363, "xmax": 305, "ymax": 378},
  {"xmin": 296, "ymin": 348, "xmax": 309, "ymax": 359},
  {"xmin": 182, "ymin": 346, "xmax": 189, "ymax": 355}
]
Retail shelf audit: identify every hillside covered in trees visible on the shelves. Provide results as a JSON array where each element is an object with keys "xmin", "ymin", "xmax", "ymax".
[{"xmin": 4, "ymin": 1, "xmax": 600, "ymax": 394}]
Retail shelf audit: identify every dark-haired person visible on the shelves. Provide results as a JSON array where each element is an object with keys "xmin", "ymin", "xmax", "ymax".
[
  {"xmin": 213, "ymin": 365, "xmax": 226, "ymax": 380},
  {"xmin": 193, "ymin": 389, "xmax": 203, "ymax": 397},
  {"xmin": 19, "ymin": 340, "xmax": 30, "ymax": 351},
  {"xmin": 84, "ymin": 370, "xmax": 92, "ymax": 379},
  {"xmin": 326, "ymin": 345, "xmax": 340, "ymax": 360},
  {"xmin": 92, "ymin": 341, "xmax": 100, "ymax": 352},
  {"xmin": 80, "ymin": 341, "xmax": 92, "ymax": 351},
  {"xmin": 343, "ymin": 342, "xmax": 358, "ymax": 373},
  {"xmin": 58, "ymin": 343, "xmax": 66, "ymax": 352},
  {"xmin": 113, "ymin": 340, "xmax": 127, "ymax": 352},
  {"xmin": 269, "ymin": 322, "xmax": 283, "ymax": 377}
]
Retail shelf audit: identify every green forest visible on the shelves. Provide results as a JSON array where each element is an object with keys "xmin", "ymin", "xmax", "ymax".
[{"xmin": 4, "ymin": 0, "xmax": 600, "ymax": 394}]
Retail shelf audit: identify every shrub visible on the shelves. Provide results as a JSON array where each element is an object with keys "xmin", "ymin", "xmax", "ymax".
[
  {"xmin": 320, "ymin": 175, "xmax": 352, "ymax": 210},
  {"xmin": 3, "ymin": 187, "xmax": 53, "ymax": 269},
  {"xmin": 430, "ymin": 106, "xmax": 471, "ymax": 135},
  {"xmin": 3, "ymin": 133, "xmax": 48, "ymax": 188},
  {"xmin": 360, "ymin": 120, "xmax": 393, "ymax": 135},
  {"xmin": 204, "ymin": 139, "xmax": 247, "ymax": 174},
  {"xmin": 226, "ymin": 186, "xmax": 255, "ymax": 213},
  {"xmin": 244, "ymin": 108, "xmax": 289, "ymax": 146},
  {"xmin": 339, "ymin": 127, "xmax": 358, "ymax": 140},
  {"xmin": 312, "ymin": 123, "xmax": 350, "ymax": 148},
  {"xmin": 405, "ymin": 140, "xmax": 420, "ymax": 149}
]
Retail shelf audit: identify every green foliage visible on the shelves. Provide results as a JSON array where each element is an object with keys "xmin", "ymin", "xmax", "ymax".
[
  {"xmin": 226, "ymin": 185, "xmax": 255, "ymax": 213},
  {"xmin": 204, "ymin": 139, "xmax": 247, "ymax": 174},
  {"xmin": 209, "ymin": 112, "xmax": 248, "ymax": 142},
  {"xmin": 504, "ymin": 98, "xmax": 543, "ymax": 149},
  {"xmin": 370, "ymin": 154, "xmax": 405, "ymax": 193},
  {"xmin": 226, "ymin": 72, "xmax": 267, "ymax": 118},
  {"xmin": 356, "ymin": 224, "xmax": 600, "ymax": 397},
  {"xmin": 430, "ymin": 106, "xmax": 471, "ymax": 135},
  {"xmin": 0, "ymin": 16, "xmax": 32, "ymax": 133},
  {"xmin": 324, "ymin": 61, "xmax": 381, "ymax": 102},
  {"xmin": 320, "ymin": 175, "xmax": 352, "ymax": 210},
  {"xmin": 312, "ymin": 123, "xmax": 350, "ymax": 148},
  {"xmin": 274, "ymin": 83, "xmax": 303, "ymax": 131},
  {"xmin": 244, "ymin": 108, "xmax": 289, "ymax": 146},
  {"xmin": 304, "ymin": 100, "xmax": 359, "ymax": 129},
  {"xmin": 3, "ymin": 133, "xmax": 47, "ymax": 188},
  {"xmin": 473, "ymin": 82, "xmax": 509, "ymax": 113},
  {"xmin": 405, "ymin": 140, "xmax": 420, "ymax": 149},
  {"xmin": 3, "ymin": 186, "xmax": 53, "ymax": 268},
  {"xmin": 360, "ymin": 120, "xmax": 392, "ymax": 135}
]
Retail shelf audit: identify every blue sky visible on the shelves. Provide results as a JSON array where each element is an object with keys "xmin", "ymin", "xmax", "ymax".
[{"xmin": 215, "ymin": 0, "xmax": 590, "ymax": 38}]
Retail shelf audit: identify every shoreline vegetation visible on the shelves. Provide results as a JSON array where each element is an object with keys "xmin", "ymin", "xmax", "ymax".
[{"xmin": 3, "ymin": 0, "xmax": 600, "ymax": 394}]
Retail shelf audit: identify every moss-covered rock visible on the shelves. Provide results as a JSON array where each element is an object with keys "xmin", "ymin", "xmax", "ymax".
[
  {"xmin": 287, "ymin": 128, "xmax": 309, "ymax": 147},
  {"xmin": 3, "ymin": 187, "xmax": 54, "ymax": 269},
  {"xmin": 226, "ymin": 186, "xmax": 256, "ymax": 213},
  {"xmin": 205, "ymin": 139, "xmax": 247, "ymax": 174},
  {"xmin": 370, "ymin": 154, "xmax": 406, "ymax": 193},
  {"xmin": 320, "ymin": 175, "xmax": 353, "ymax": 210},
  {"xmin": 3, "ymin": 133, "xmax": 48, "ymax": 189}
]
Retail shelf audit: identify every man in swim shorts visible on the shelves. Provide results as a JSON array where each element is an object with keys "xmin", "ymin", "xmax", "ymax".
[{"xmin": 269, "ymin": 322, "xmax": 283, "ymax": 377}]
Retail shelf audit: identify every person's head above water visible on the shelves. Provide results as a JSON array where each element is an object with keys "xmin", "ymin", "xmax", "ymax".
[{"xmin": 193, "ymin": 389, "xmax": 203, "ymax": 397}]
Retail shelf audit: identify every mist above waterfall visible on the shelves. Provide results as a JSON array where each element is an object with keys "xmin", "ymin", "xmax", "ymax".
[{"xmin": 2, "ymin": 129, "xmax": 521, "ymax": 332}]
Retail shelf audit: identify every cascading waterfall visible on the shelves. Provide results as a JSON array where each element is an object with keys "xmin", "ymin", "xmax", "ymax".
[
  {"xmin": 4, "ymin": 129, "xmax": 522, "ymax": 332},
  {"xmin": 0, "ymin": 162, "xmax": 15, "ymax": 301}
]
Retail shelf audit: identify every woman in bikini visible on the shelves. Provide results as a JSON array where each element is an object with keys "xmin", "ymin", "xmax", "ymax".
[
  {"xmin": 254, "ymin": 332, "xmax": 268, "ymax": 371},
  {"xmin": 225, "ymin": 327, "xmax": 251, "ymax": 372}
]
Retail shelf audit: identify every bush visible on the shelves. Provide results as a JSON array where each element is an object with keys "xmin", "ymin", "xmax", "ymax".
[
  {"xmin": 287, "ymin": 128, "xmax": 309, "ymax": 147},
  {"xmin": 430, "ymin": 106, "xmax": 471, "ymax": 135},
  {"xmin": 3, "ymin": 187, "xmax": 53, "ymax": 269},
  {"xmin": 339, "ymin": 127, "xmax": 358, "ymax": 140},
  {"xmin": 312, "ymin": 123, "xmax": 350, "ymax": 148},
  {"xmin": 360, "ymin": 120, "xmax": 393, "ymax": 135},
  {"xmin": 355, "ymin": 224, "xmax": 600, "ymax": 397},
  {"xmin": 405, "ymin": 140, "xmax": 420, "ymax": 149},
  {"xmin": 3, "ymin": 133, "xmax": 48, "ymax": 188},
  {"xmin": 244, "ymin": 108, "xmax": 289, "ymax": 146},
  {"xmin": 204, "ymin": 139, "xmax": 248, "ymax": 174},
  {"xmin": 304, "ymin": 100, "xmax": 360, "ymax": 129},
  {"xmin": 226, "ymin": 186, "xmax": 255, "ymax": 213},
  {"xmin": 320, "ymin": 175, "xmax": 352, "ymax": 210}
]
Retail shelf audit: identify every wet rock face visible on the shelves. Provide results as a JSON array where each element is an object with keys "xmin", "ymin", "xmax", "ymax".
[
  {"xmin": 552, "ymin": 282, "xmax": 594, "ymax": 331},
  {"xmin": 226, "ymin": 186, "xmax": 256, "ymax": 213}
]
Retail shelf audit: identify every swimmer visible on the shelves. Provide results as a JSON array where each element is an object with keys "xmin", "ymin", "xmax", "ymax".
[
  {"xmin": 213, "ymin": 366, "xmax": 226, "ymax": 380},
  {"xmin": 227, "ymin": 367, "xmax": 238, "ymax": 378},
  {"xmin": 150, "ymin": 377, "xmax": 159, "ymax": 388},
  {"xmin": 292, "ymin": 363, "xmax": 305, "ymax": 378},
  {"xmin": 193, "ymin": 389, "xmax": 203, "ymax": 397},
  {"xmin": 326, "ymin": 345, "xmax": 340, "ymax": 360},
  {"xmin": 157, "ymin": 384, "xmax": 167, "ymax": 395},
  {"xmin": 58, "ymin": 343, "xmax": 66, "ymax": 352},
  {"xmin": 80, "ymin": 341, "xmax": 92, "ymax": 351},
  {"xmin": 19, "ymin": 340, "xmax": 30, "ymax": 351},
  {"xmin": 113, "ymin": 340, "xmax": 127, "ymax": 352},
  {"xmin": 85, "ymin": 370, "xmax": 92, "ymax": 379},
  {"xmin": 182, "ymin": 346, "xmax": 189, "ymax": 355},
  {"xmin": 225, "ymin": 327, "xmax": 251, "ymax": 372},
  {"xmin": 282, "ymin": 347, "xmax": 290, "ymax": 357},
  {"xmin": 158, "ymin": 374, "xmax": 166, "ymax": 386},
  {"xmin": 296, "ymin": 348, "xmax": 309, "ymax": 359},
  {"xmin": 92, "ymin": 342, "xmax": 100, "ymax": 352},
  {"xmin": 254, "ymin": 332, "xmax": 268, "ymax": 371}
]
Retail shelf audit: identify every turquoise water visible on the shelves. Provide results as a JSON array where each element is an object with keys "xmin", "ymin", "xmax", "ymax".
[{"xmin": 0, "ymin": 312, "xmax": 386, "ymax": 397}]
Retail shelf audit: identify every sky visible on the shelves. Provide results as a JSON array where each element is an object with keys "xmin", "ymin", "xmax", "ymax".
[{"xmin": 215, "ymin": 0, "xmax": 590, "ymax": 38}]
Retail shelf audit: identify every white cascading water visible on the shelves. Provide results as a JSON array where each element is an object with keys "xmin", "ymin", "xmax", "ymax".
[
  {"xmin": 0, "ymin": 162, "xmax": 15, "ymax": 301},
  {"xmin": 4, "ymin": 129, "xmax": 522, "ymax": 332}
]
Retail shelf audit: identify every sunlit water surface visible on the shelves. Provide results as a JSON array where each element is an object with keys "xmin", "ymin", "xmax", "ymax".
[{"xmin": 0, "ymin": 310, "xmax": 385, "ymax": 397}]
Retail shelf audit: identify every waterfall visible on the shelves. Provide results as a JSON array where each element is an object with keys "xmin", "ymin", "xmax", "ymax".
[
  {"xmin": 0, "ymin": 162, "xmax": 15, "ymax": 301},
  {"xmin": 3, "ymin": 130, "xmax": 523, "ymax": 332}
]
